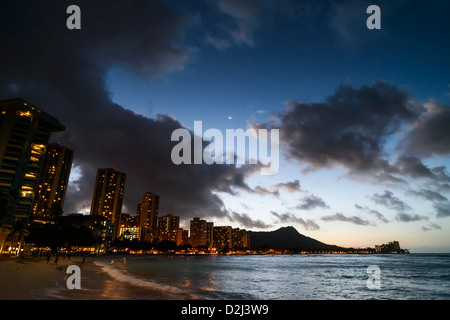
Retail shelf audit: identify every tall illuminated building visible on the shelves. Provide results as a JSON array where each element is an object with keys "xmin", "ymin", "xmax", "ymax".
[
  {"xmin": 190, "ymin": 217, "xmax": 207, "ymax": 248},
  {"xmin": 33, "ymin": 143, "xmax": 73, "ymax": 217},
  {"xmin": 137, "ymin": 192, "xmax": 159, "ymax": 241},
  {"xmin": 212, "ymin": 226, "xmax": 232, "ymax": 250},
  {"xmin": 206, "ymin": 221, "xmax": 214, "ymax": 247},
  {"xmin": 158, "ymin": 214, "xmax": 183, "ymax": 245},
  {"xmin": 158, "ymin": 214, "xmax": 179, "ymax": 232},
  {"xmin": 90, "ymin": 168, "xmax": 126, "ymax": 238},
  {"xmin": 232, "ymin": 228, "xmax": 250, "ymax": 249},
  {"xmin": 0, "ymin": 98, "xmax": 65, "ymax": 223}
]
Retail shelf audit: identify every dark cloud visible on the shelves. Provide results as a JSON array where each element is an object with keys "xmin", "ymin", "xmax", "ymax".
[
  {"xmin": 253, "ymin": 186, "xmax": 279, "ymax": 197},
  {"xmin": 0, "ymin": 1, "xmax": 257, "ymax": 220},
  {"xmin": 256, "ymin": 81, "xmax": 422, "ymax": 178},
  {"xmin": 422, "ymin": 222, "xmax": 442, "ymax": 232},
  {"xmin": 408, "ymin": 188, "xmax": 448, "ymax": 203},
  {"xmin": 230, "ymin": 211, "xmax": 272, "ymax": 229},
  {"xmin": 213, "ymin": 164, "xmax": 260, "ymax": 196},
  {"xmin": 251, "ymin": 179, "xmax": 302, "ymax": 197},
  {"xmin": 321, "ymin": 213, "xmax": 373, "ymax": 226},
  {"xmin": 252, "ymin": 83, "xmax": 449, "ymax": 220},
  {"xmin": 434, "ymin": 203, "xmax": 450, "ymax": 218},
  {"xmin": 436, "ymin": 183, "xmax": 450, "ymax": 194},
  {"xmin": 395, "ymin": 155, "xmax": 450, "ymax": 182},
  {"xmin": 395, "ymin": 213, "xmax": 428, "ymax": 222},
  {"xmin": 273, "ymin": 180, "xmax": 302, "ymax": 193},
  {"xmin": 403, "ymin": 101, "xmax": 450, "ymax": 157},
  {"xmin": 296, "ymin": 194, "xmax": 329, "ymax": 210},
  {"xmin": 270, "ymin": 211, "xmax": 320, "ymax": 231},
  {"xmin": 370, "ymin": 190, "xmax": 411, "ymax": 212}
]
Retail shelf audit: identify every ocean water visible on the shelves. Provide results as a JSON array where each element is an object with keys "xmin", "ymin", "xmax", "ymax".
[{"xmin": 32, "ymin": 253, "xmax": 450, "ymax": 300}]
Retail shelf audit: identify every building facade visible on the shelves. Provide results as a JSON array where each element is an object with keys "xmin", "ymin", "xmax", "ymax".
[
  {"xmin": 212, "ymin": 226, "xmax": 232, "ymax": 250},
  {"xmin": 190, "ymin": 217, "xmax": 207, "ymax": 248},
  {"xmin": 119, "ymin": 227, "xmax": 141, "ymax": 241},
  {"xmin": 32, "ymin": 143, "xmax": 73, "ymax": 217},
  {"xmin": 232, "ymin": 228, "xmax": 250, "ymax": 249},
  {"xmin": 137, "ymin": 192, "xmax": 159, "ymax": 241},
  {"xmin": 90, "ymin": 168, "xmax": 126, "ymax": 239},
  {"xmin": 158, "ymin": 214, "xmax": 180, "ymax": 232},
  {"xmin": 160, "ymin": 228, "xmax": 189, "ymax": 246}
]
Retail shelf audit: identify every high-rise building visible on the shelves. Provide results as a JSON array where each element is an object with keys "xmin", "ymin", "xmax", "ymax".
[
  {"xmin": 212, "ymin": 226, "xmax": 232, "ymax": 250},
  {"xmin": 158, "ymin": 214, "xmax": 180, "ymax": 232},
  {"xmin": 206, "ymin": 221, "xmax": 214, "ymax": 248},
  {"xmin": 118, "ymin": 213, "xmax": 141, "ymax": 241},
  {"xmin": 90, "ymin": 168, "xmax": 126, "ymax": 238},
  {"xmin": 190, "ymin": 217, "xmax": 207, "ymax": 248},
  {"xmin": 158, "ymin": 214, "xmax": 184, "ymax": 245},
  {"xmin": 32, "ymin": 143, "xmax": 73, "ymax": 217},
  {"xmin": 159, "ymin": 228, "xmax": 189, "ymax": 246},
  {"xmin": 176, "ymin": 229, "xmax": 189, "ymax": 246},
  {"xmin": 119, "ymin": 227, "xmax": 141, "ymax": 241},
  {"xmin": 137, "ymin": 192, "xmax": 159, "ymax": 241},
  {"xmin": 119, "ymin": 213, "xmax": 138, "ymax": 228},
  {"xmin": 232, "ymin": 228, "xmax": 250, "ymax": 249},
  {"xmin": 0, "ymin": 98, "xmax": 65, "ymax": 223},
  {"xmin": 136, "ymin": 203, "xmax": 142, "ymax": 223}
]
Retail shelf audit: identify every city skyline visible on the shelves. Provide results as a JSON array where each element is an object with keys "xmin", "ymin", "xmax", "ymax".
[{"xmin": 1, "ymin": 1, "xmax": 449, "ymax": 253}]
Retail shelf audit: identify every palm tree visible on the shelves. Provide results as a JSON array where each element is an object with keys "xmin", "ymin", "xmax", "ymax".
[
  {"xmin": 91, "ymin": 221, "xmax": 107, "ymax": 255},
  {"xmin": 0, "ymin": 189, "xmax": 17, "ymax": 254},
  {"xmin": 0, "ymin": 190, "xmax": 15, "ymax": 225},
  {"xmin": 10, "ymin": 219, "xmax": 29, "ymax": 256}
]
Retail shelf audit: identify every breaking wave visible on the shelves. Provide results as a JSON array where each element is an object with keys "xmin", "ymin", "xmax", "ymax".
[{"xmin": 93, "ymin": 260, "xmax": 200, "ymax": 298}]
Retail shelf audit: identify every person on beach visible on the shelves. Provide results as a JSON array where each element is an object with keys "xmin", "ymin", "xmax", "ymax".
[{"xmin": 46, "ymin": 255, "xmax": 51, "ymax": 264}]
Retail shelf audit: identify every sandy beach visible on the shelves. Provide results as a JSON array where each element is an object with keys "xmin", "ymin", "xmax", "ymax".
[
  {"xmin": 0, "ymin": 254, "xmax": 170, "ymax": 300},
  {"xmin": 0, "ymin": 255, "xmax": 98, "ymax": 300}
]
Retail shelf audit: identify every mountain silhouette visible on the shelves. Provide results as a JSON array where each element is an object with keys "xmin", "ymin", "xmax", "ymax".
[{"xmin": 247, "ymin": 226, "xmax": 341, "ymax": 250}]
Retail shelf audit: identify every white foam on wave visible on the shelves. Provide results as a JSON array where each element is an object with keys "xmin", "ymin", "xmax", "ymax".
[{"xmin": 94, "ymin": 260, "xmax": 199, "ymax": 298}]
